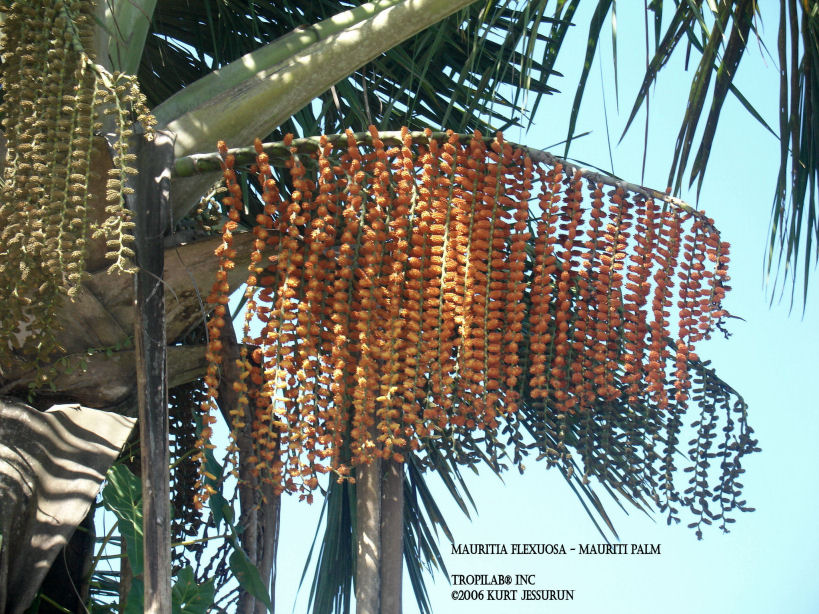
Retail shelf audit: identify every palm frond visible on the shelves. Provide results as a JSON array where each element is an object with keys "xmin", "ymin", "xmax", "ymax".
[
  {"xmin": 562, "ymin": 1, "xmax": 818, "ymax": 305},
  {"xmin": 770, "ymin": 0, "xmax": 819, "ymax": 307},
  {"xmin": 299, "ymin": 479, "xmax": 354, "ymax": 614},
  {"xmin": 564, "ymin": 0, "xmax": 614, "ymax": 157},
  {"xmin": 143, "ymin": 0, "xmax": 564, "ymax": 141}
]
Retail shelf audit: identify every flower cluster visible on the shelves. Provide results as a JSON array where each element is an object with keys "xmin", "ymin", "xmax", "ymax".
[
  {"xmin": 199, "ymin": 128, "xmax": 732, "ymax": 501},
  {"xmin": 0, "ymin": 0, "xmax": 155, "ymax": 375}
]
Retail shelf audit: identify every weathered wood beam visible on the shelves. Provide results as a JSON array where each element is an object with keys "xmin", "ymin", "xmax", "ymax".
[{"xmin": 132, "ymin": 130, "xmax": 173, "ymax": 614}]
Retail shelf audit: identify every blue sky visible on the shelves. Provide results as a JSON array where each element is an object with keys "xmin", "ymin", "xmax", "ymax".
[{"xmin": 270, "ymin": 3, "xmax": 819, "ymax": 613}]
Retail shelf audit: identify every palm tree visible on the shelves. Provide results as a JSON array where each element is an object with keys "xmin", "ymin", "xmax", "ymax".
[{"xmin": 1, "ymin": 1, "xmax": 790, "ymax": 613}]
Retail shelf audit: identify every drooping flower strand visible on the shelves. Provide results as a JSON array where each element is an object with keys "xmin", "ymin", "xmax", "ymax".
[
  {"xmin": 284, "ymin": 145, "xmax": 329, "ymax": 495},
  {"xmin": 430, "ymin": 133, "xmax": 467, "ymax": 427},
  {"xmin": 0, "ymin": 0, "xmax": 157, "ymax": 376},
  {"xmin": 573, "ymin": 182, "xmax": 607, "ymax": 476},
  {"xmin": 526, "ymin": 164, "xmax": 565, "ymax": 464},
  {"xmin": 394, "ymin": 128, "xmax": 429, "ymax": 439},
  {"xmin": 674, "ymin": 215, "xmax": 707, "ymax": 406},
  {"xmin": 322, "ymin": 135, "xmax": 362, "ymax": 480},
  {"xmin": 703, "ymin": 235, "xmax": 731, "ymax": 337},
  {"xmin": 249, "ymin": 139, "xmax": 289, "ymax": 492},
  {"xmin": 622, "ymin": 197, "xmax": 658, "ymax": 404},
  {"xmin": 575, "ymin": 183, "xmax": 607, "ymax": 409},
  {"xmin": 226, "ymin": 138, "xmax": 273, "ymax": 482},
  {"xmin": 598, "ymin": 188, "xmax": 635, "ymax": 475},
  {"xmin": 307, "ymin": 136, "xmax": 342, "ymax": 470},
  {"xmin": 283, "ymin": 139, "xmax": 324, "ymax": 493},
  {"xmin": 416, "ymin": 136, "xmax": 446, "ymax": 429},
  {"xmin": 553, "ymin": 170, "xmax": 584, "ymax": 416},
  {"xmin": 439, "ymin": 135, "xmax": 475, "ymax": 427},
  {"xmin": 647, "ymin": 209, "xmax": 683, "ymax": 410},
  {"xmin": 656, "ymin": 210, "xmax": 687, "ymax": 514},
  {"xmin": 257, "ymin": 133, "xmax": 308, "ymax": 493},
  {"xmin": 537, "ymin": 169, "xmax": 583, "ymax": 464},
  {"xmin": 369, "ymin": 126, "xmax": 408, "ymax": 462},
  {"xmin": 592, "ymin": 187, "xmax": 631, "ymax": 402},
  {"xmin": 348, "ymin": 128, "xmax": 389, "ymax": 465},
  {"xmin": 616, "ymin": 197, "xmax": 663, "ymax": 486}
]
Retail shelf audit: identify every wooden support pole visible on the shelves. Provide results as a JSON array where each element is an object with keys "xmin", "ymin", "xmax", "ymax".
[{"xmin": 133, "ymin": 130, "xmax": 174, "ymax": 614}]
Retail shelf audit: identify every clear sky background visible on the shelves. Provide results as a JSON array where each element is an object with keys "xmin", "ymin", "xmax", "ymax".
[{"xmin": 270, "ymin": 3, "xmax": 819, "ymax": 613}]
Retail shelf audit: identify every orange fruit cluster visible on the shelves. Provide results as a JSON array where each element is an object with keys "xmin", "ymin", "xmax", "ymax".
[{"xmin": 197, "ymin": 128, "xmax": 731, "ymax": 501}]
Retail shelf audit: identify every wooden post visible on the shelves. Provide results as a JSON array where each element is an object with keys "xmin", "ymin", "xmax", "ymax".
[{"xmin": 133, "ymin": 130, "xmax": 174, "ymax": 614}]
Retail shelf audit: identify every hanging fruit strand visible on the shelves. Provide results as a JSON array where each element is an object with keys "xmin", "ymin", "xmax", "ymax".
[
  {"xmin": 457, "ymin": 131, "xmax": 490, "ymax": 427},
  {"xmin": 501, "ymin": 147, "xmax": 531, "ymax": 415},
  {"xmin": 622, "ymin": 196, "xmax": 658, "ymax": 404},
  {"xmin": 325, "ymin": 135, "xmax": 361, "ymax": 480},
  {"xmin": 443, "ymin": 137, "xmax": 475, "ymax": 427},
  {"xmin": 308, "ymin": 136, "xmax": 341, "ymax": 474},
  {"xmin": 551, "ymin": 170, "xmax": 584, "ymax": 465},
  {"xmin": 394, "ymin": 129, "xmax": 428, "ymax": 439},
  {"xmin": 478, "ymin": 133, "xmax": 512, "ymax": 428},
  {"xmin": 430, "ymin": 131, "xmax": 462, "ymax": 427},
  {"xmin": 674, "ymin": 214, "xmax": 704, "ymax": 406},
  {"xmin": 194, "ymin": 141, "xmax": 241, "ymax": 508},
  {"xmin": 528, "ymin": 164, "xmax": 564, "ymax": 462},
  {"xmin": 367, "ymin": 126, "xmax": 406, "ymax": 462},
  {"xmin": 577, "ymin": 183, "xmax": 607, "ymax": 408},
  {"xmin": 416, "ymin": 135, "xmax": 444, "ymax": 429},
  {"xmin": 349, "ymin": 128, "xmax": 386, "ymax": 466},
  {"xmin": 250, "ymin": 138, "xmax": 289, "ymax": 491},
  {"xmin": 529, "ymin": 165, "xmax": 562, "ymax": 402}
]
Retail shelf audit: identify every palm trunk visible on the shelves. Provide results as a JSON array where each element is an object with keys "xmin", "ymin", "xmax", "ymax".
[
  {"xmin": 217, "ymin": 312, "xmax": 259, "ymax": 614},
  {"xmin": 255, "ymin": 482, "xmax": 281, "ymax": 614},
  {"xmin": 355, "ymin": 456, "xmax": 382, "ymax": 614},
  {"xmin": 379, "ymin": 460, "xmax": 404, "ymax": 614},
  {"xmin": 236, "ymin": 489, "xmax": 259, "ymax": 614},
  {"xmin": 356, "ymin": 456, "xmax": 405, "ymax": 614}
]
